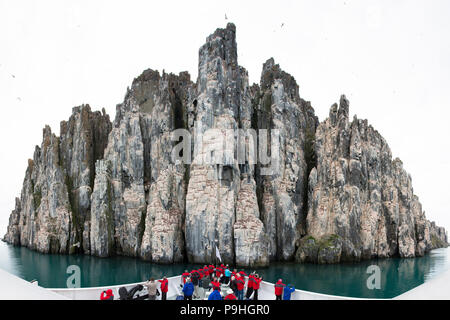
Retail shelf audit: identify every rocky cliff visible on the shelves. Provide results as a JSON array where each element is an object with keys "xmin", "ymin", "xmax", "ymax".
[
  {"xmin": 296, "ymin": 96, "xmax": 448, "ymax": 263},
  {"xmin": 3, "ymin": 24, "xmax": 447, "ymax": 266},
  {"xmin": 4, "ymin": 105, "xmax": 111, "ymax": 254}
]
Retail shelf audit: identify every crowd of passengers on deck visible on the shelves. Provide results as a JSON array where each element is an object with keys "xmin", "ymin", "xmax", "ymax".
[{"xmin": 100, "ymin": 263, "xmax": 296, "ymax": 301}]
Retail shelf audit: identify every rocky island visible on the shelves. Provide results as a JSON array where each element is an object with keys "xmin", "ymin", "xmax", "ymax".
[{"xmin": 3, "ymin": 24, "xmax": 447, "ymax": 267}]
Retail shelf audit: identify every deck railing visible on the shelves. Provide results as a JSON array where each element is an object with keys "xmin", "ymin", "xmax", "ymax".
[{"xmin": 49, "ymin": 275, "xmax": 364, "ymax": 300}]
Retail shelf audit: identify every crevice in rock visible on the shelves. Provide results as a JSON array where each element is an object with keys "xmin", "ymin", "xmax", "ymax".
[
  {"xmin": 172, "ymin": 87, "xmax": 186, "ymax": 131},
  {"xmin": 300, "ymin": 123, "xmax": 317, "ymax": 239}
]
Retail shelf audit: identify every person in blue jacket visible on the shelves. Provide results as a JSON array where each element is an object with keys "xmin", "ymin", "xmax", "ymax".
[
  {"xmin": 183, "ymin": 278, "xmax": 195, "ymax": 300},
  {"xmin": 224, "ymin": 265, "xmax": 231, "ymax": 285},
  {"xmin": 283, "ymin": 284, "xmax": 296, "ymax": 301},
  {"xmin": 208, "ymin": 288, "xmax": 223, "ymax": 300}
]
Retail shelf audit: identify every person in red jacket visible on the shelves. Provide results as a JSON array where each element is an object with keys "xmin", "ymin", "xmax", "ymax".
[
  {"xmin": 100, "ymin": 289, "xmax": 114, "ymax": 300},
  {"xmin": 224, "ymin": 289, "xmax": 237, "ymax": 300},
  {"xmin": 235, "ymin": 275, "xmax": 245, "ymax": 300},
  {"xmin": 182, "ymin": 270, "xmax": 190, "ymax": 285},
  {"xmin": 253, "ymin": 274, "xmax": 262, "ymax": 300},
  {"xmin": 158, "ymin": 277, "xmax": 169, "ymax": 300},
  {"xmin": 204, "ymin": 265, "xmax": 209, "ymax": 275},
  {"xmin": 215, "ymin": 266, "xmax": 223, "ymax": 280},
  {"xmin": 238, "ymin": 271, "xmax": 247, "ymax": 278},
  {"xmin": 245, "ymin": 273, "xmax": 255, "ymax": 300},
  {"xmin": 198, "ymin": 268, "xmax": 204, "ymax": 289},
  {"xmin": 191, "ymin": 269, "xmax": 202, "ymax": 299},
  {"xmin": 211, "ymin": 277, "xmax": 221, "ymax": 291},
  {"xmin": 274, "ymin": 279, "xmax": 286, "ymax": 300}
]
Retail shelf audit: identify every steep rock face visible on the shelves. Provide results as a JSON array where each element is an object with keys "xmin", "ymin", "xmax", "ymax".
[
  {"xmin": 4, "ymin": 198, "xmax": 21, "ymax": 246},
  {"xmin": 90, "ymin": 70, "xmax": 195, "ymax": 261},
  {"xmin": 428, "ymin": 221, "xmax": 448, "ymax": 249},
  {"xmin": 89, "ymin": 159, "xmax": 114, "ymax": 257},
  {"xmin": 300, "ymin": 96, "xmax": 448, "ymax": 263},
  {"xmin": 21, "ymin": 128, "xmax": 72, "ymax": 254},
  {"xmin": 233, "ymin": 66, "xmax": 270, "ymax": 267},
  {"xmin": 59, "ymin": 105, "xmax": 112, "ymax": 253},
  {"xmin": 138, "ymin": 71, "xmax": 194, "ymax": 263},
  {"xmin": 254, "ymin": 58, "xmax": 318, "ymax": 261},
  {"xmin": 184, "ymin": 24, "xmax": 272, "ymax": 266},
  {"xmin": 4, "ymin": 104, "xmax": 111, "ymax": 254},
  {"xmin": 185, "ymin": 23, "xmax": 242, "ymax": 265},
  {"xmin": 90, "ymin": 97, "xmax": 147, "ymax": 257},
  {"xmin": 4, "ymin": 24, "xmax": 447, "ymax": 266},
  {"xmin": 234, "ymin": 176, "xmax": 269, "ymax": 267}
]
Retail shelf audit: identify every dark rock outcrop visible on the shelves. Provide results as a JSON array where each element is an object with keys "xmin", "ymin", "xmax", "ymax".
[
  {"xmin": 90, "ymin": 69, "xmax": 195, "ymax": 261},
  {"xmin": 4, "ymin": 106, "xmax": 111, "ymax": 254},
  {"xmin": 299, "ymin": 96, "xmax": 448, "ymax": 263},
  {"xmin": 254, "ymin": 58, "xmax": 318, "ymax": 261},
  {"xmin": 3, "ymin": 24, "xmax": 447, "ymax": 266}
]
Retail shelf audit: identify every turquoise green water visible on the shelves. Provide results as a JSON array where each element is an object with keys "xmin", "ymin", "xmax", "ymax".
[{"xmin": 1, "ymin": 241, "xmax": 449, "ymax": 298}]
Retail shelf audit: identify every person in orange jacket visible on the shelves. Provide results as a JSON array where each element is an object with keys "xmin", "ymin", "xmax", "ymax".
[
  {"xmin": 100, "ymin": 289, "xmax": 114, "ymax": 300},
  {"xmin": 224, "ymin": 289, "xmax": 237, "ymax": 300},
  {"xmin": 158, "ymin": 277, "xmax": 169, "ymax": 300},
  {"xmin": 274, "ymin": 279, "xmax": 286, "ymax": 300}
]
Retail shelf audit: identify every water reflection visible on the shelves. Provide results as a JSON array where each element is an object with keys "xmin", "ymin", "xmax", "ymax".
[
  {"xmin": 0, "ymin": 242, "xmax": 203, "ymax": 288},
  {"xmin": 254, "ymin": 248, "xmax": 450, "ymax": 298},
  {"xmin": 1, "ymin": 241, "xmax": 449, "ymax": 298}
]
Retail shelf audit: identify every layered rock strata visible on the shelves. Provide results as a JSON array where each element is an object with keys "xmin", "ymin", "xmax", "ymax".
[
  {"xmin": 4, "ymin": 24, "xmax": 447, "ymax": 266},
  {"xmin": 296, "ymin": 96, "xmax": 448, "ymax": 263},
  {"xmin": 4, "ymin": 106, "xmax": 111, "ymax": 254}
]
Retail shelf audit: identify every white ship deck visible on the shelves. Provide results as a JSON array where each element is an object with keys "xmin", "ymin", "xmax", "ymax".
[
  {"xmin": 49, "ymin": 274, "xmax": 364, "ymax": 301},
  {"xmin": 1, "ymin": 267, "xmax": 449, "ymax": 300},
  {"xmin": 394, "ymin": 267, "xmax": 450, "ymax": 300},
  {"xmin": 0, "ymin": 268, "xmax": 69, "ymax": 300}
]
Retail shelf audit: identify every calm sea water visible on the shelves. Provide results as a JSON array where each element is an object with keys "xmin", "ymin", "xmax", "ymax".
[{"xmin": 1, "ymin": 241, "xmax": 449, "ymax": 298}]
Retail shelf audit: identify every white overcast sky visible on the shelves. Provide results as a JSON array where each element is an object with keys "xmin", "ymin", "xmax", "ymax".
[{"xmin": 1, "ymin": 0, "xmax": 449, "ymax": 236}]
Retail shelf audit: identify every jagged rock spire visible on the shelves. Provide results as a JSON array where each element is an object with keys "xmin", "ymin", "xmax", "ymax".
[{"xmin": 4, "ymin": 24, "xmax": 447, "ymax": 266}]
